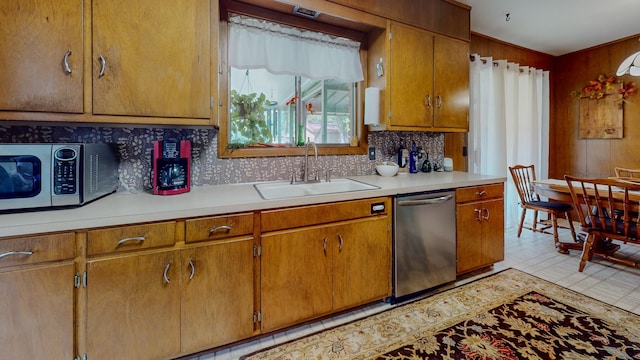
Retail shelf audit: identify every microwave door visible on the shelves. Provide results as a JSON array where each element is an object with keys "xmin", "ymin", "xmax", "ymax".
[{"xmin": 0, "ymin": 145, "xmax": 53, "ymax": 210}]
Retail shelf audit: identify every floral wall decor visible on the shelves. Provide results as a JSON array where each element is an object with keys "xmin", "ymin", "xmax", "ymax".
[{"xmin": 572, "ymin": 74, "xmax": 637, "ymax": 139}]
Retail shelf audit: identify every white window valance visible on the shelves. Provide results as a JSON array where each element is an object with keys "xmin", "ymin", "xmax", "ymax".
[{"xmin": 228, "ymin": 14, "xmax": 364, "ymax": 83}]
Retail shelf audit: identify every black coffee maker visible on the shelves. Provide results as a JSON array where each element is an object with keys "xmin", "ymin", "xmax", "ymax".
[{"xmin": 152, "ymin": 139, "xmax": 191, "ymax": 195}]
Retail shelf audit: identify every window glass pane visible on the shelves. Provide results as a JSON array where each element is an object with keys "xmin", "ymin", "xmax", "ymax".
[
  {"xmin": 229, "ymin": 67, "xmax": 356, "ymax": 147},
  {"xmin": 229, "ymin": 67, "xmax": 296, "ymax": 146}
]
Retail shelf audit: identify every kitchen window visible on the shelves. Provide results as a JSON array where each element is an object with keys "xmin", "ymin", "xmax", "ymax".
[{"xmin": 218, "ymin": 10, "xmax": 368, "ymax": 158}]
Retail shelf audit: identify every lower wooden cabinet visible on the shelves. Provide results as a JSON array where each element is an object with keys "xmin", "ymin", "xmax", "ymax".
[
  {"xmin": 86, "ymin": 250, "xmax": 182, "ymax": 360},
  {"xmin": 85, "ymin": 223, "xmax": 255, "ymax": 360},
  {"xmin": 260, "ymin": 198, "xmax": 392, "ymax": 332},
  {"xmin": 332, "ymin": 216, "xmax": 391, "ymax": 311},
  {"xmin": 180, "ymin": 239, "xmax": 255, "ymax": 352},
  {"xmin": 0, "ymin": 232, "xmax": 75, "ymax": 360},
  {"xmin": 0, "ymin": 197, "xmax": 394, "ymax": 358},
  {"xmin": 0, "ymin": 262, "xmax": 75, "ymax": 359},
  {"xmin": 456, "ymin": 183, "xmax": 505, "ymax": 274}
]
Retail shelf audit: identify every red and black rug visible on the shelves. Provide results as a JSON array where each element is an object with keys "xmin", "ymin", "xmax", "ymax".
[{"xmin": 243, "ymin": 269, "xmax": 640, "ymax": 359}]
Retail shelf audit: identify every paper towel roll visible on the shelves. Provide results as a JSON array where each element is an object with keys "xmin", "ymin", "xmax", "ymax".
[{"xmin": 364, "ymin": 87, "xmax": 380, "ymax": 126}]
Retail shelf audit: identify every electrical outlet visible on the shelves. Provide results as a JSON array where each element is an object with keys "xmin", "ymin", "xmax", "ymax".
[{"xmin": 368, "ymin": 146, "xmax": 376, "ymax": 160}]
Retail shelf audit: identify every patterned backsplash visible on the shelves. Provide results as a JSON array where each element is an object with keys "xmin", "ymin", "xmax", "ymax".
[{"xmin": 0, "ymin": 124, "xmax": 444, "ymax": 192}]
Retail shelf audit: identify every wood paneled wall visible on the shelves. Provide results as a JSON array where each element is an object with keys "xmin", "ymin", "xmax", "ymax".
[
  {"xmin": 553, "ymin": 35, "xmax": 640, "ymax": 179},
  {"xmin": 470, "ymin": 33, "xmax": 555, "ymax": 71}
]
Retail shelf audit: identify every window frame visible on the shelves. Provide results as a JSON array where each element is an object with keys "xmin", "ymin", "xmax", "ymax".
[{"xmin": 217, "ymin": 1, "xmax": 370, "ymax": 158}]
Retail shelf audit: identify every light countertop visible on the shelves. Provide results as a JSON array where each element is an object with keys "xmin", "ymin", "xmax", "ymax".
[{"xmin": 0, "ymin": 171, "xmax": 505, "ymax": 238}]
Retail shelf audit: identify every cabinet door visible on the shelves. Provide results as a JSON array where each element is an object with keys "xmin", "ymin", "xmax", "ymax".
[
  {"xmin": 180, "ymin": 239, "xmax": 255, "ymax": 353},
  {"xmin": 333, "ymin": 217, "xmax": 391, "ymax": 311},
  {"xmin": 0, "ymin": 262, "xmax": 74, "ymax": 359},
  {"xmin": 389, "ymin": 22, "xmax": 433, "ymax": 128},
  {"xmin": 92, "ymin": 0, "xmax": 210, "ymax": 118},
  {"xmin": 456, "ymin": 201, "xmax": 484, "ymax": 274},
  {"xmin": 261, "ymin": 226, "xmax": 333, "ymax": 332},
  {"xmin": 433, "ymin": 36, "xmax": 469, "ymax": 130},
  {"xmin": 481, "ymin": 198, "xmax": 505, "ymax": 265},
  {"xmin": 0, "ymin": 0, "xmax": 83, "ymax": 113},
  {"xmin": 86, "ymin": 251, "xmax": 181, "ymax": 360}
]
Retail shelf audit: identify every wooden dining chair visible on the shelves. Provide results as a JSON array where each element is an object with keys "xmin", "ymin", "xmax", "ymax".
[
  {"xmin": 565, "ymin": 175, "xmax": 640, "ymax": 271},
  {"xmin": 509, "ymin": 165, "xmax": 577, "ymax": 253},
  {"xmin": 614, "ymin": 167, "xmax": 640, "ymax": 179}
]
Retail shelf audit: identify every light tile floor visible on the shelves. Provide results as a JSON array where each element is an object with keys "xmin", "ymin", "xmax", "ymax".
[{"xmin": 193, "ymin": 225, "xmax": 640, "ymax": 360}]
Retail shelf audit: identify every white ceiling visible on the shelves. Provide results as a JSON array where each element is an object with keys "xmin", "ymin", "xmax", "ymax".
[{"xmin": 456, "ymin": 0, "xmax": 640, "ymax": 56}]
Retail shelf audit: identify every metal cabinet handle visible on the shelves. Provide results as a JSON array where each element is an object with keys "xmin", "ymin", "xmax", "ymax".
[
  {"xmin": 98, "ymin": 55, "xmax": 107, "ymax": 78},
  {"xmin": 188, "ymin": 260, "xmax": 195, "ymax": 280},
  {"xmin": 483, "ymin": 208, "xmax": 490, "ymax": 221},
  {"xmin": 209, "ymin": 225, "xmax": 231, "ymax": 235},
  {"xmin": 338, "ymin": 233, "xmax": 344, "ymax": 252},
  {"xmin": 323, "ymin": 237, "xmax": 328, "ymax": 255},
  {"xmin": 117, "ymin": 236, "xmax": 145, "ymax": 246},
  {"xmin": 0, "ymin": 251, "xmax": 33, "ymax": 261},
  {"xmin": 476, "ymin": 190, "xmax": 487, "ymax": 197},
  {"xmin": 436, "ymin": 95, "xmax": 442, "ymax": 108},
  {"xmin": 63, "ymin": 50, "xmax": 72, "ymax": 74},
  {"xmin": 474, "ymin": 208, "xmax": 482, "ymax": 221},
  {"xmin": 426, "ymin": 95, "xmax": 432, "ymax": 107},
  {"xmin": 163, "ymin": 263, "xmax": 171, "ymax": 283}
]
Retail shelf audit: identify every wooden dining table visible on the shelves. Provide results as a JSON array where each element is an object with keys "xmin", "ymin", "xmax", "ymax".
[{"xmin": 533, "ymin": 178, "xmax": 640, "ymax": 254}]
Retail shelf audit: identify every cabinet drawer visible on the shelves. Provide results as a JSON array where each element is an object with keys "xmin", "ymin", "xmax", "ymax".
[
  {"xmin": 262, "ymin": 197, "xmax": 390, "ymax": 232},
  {"xmin": 185, "ymin": 213, "xmax": 254, "ymax": 243},
  {"xmin": 87, "ymin": 221, "xmax": 176, "ymax": 256},
  {"xmin": 0, "ymin": 232, "xmax": 75, "ymax": 268},
  {"xmin": 456, "ymin": 183, "xmax": 504, "ymax": 203}
]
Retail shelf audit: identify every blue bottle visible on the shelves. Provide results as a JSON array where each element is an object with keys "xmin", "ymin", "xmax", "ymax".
[{"xmin": 409, "ymin": 141, "xmax": 418, "ymax": 173}]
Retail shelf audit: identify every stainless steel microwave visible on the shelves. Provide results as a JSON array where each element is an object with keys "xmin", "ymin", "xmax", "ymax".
[{"xmin": 0, "ymin": 143, "xmax": 119, "ymax": 212}]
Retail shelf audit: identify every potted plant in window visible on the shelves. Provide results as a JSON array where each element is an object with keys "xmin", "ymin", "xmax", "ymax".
[{"xmin": 229, "ymin": 90, "xmax": 273, "ymax": 148}]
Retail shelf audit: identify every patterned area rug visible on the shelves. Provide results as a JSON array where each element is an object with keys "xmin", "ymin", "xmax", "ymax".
[{"xmin": 243, "ymin": 269, "xmax": 640, "ymax": 359}]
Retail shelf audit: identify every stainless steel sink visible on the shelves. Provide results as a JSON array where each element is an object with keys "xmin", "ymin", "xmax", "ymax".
[{"xmin": 254, "ymin": 178, "xmax": 379, "ymax": 200}]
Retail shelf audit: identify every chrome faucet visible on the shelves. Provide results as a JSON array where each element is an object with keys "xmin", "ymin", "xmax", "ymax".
[{"xmin": 303, "ymin": 138, "xmax": 319, "ymax": 182}]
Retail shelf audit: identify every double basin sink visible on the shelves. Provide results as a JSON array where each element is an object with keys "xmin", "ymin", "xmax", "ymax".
[{"xmin": 254, "ymin": 178, "xmax": 379, "ymax": 200}]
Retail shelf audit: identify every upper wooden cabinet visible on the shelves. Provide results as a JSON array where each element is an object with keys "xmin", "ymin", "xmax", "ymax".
[
  {"xmin": 369, "ymin": 21, "xmax": 469, "ymax": 132},
  {"xmin": 0, "ymin": 0, "xmax": 83, "ymax": 113},
  {"xmin": 92, "ymin": 0, "xmax": 211, "ymax": 119},
  {"xmin": 328, "ymin": 0, "xmax": 470, "ymax": 40},
  {"xmin": 0, "ymin": 0, "xmax": 215, "ymax": 125}
]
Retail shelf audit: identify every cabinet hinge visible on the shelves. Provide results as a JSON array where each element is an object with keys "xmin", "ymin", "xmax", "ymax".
[
  {"xmin": 253, "ymin": 244, "xmax": 262, "ymax": 257},
  {"xmin": 210, "ymin": 97, "xmax": 214, "ymax": 109},
  {"xmin": 388, "ymin": 31, "xmax": 392, "ymax": 40},
  {"xmin": 253, "ymin": 311, "xmax": 262, "ymax": 324}
]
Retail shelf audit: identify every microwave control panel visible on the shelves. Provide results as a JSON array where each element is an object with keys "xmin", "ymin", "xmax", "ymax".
[{"xmin": 53, "ymin": 147, "xmax": 78, "ymax": 195}]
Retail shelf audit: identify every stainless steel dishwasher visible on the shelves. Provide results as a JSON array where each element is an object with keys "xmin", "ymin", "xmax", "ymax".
[{"xmin": 393, "ymin": 190, "xmax": 456, "ymax": 301}]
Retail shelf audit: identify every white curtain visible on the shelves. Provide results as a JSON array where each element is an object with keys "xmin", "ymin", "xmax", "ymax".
[
  {"xmin": 469, "ymin": 55, "xmax": 550, "ymax": 226},
  {"xmin": 228, "ymin": 15, "xmax": 364, "ymax": 83}
]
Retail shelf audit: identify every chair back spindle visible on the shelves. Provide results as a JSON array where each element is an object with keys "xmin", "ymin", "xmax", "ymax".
[{"xmin": 565, "ymin": 175, "xmax": 640, "ymax": 271}]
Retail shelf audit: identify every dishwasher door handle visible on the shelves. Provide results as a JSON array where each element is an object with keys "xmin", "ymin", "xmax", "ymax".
[{"xmin": 398, "ymin": 194, "xmax": 453, "ymax": 206}]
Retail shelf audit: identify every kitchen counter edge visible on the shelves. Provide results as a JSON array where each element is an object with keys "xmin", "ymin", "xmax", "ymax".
[{"xmin": 0, "ymin": 171, "xmax": 506, "ymax": 238}]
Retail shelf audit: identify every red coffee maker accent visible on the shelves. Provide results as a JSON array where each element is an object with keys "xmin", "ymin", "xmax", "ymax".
[{"xmin": 152, "ymin": 139, "xmax": 191, "ymax": 195}]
